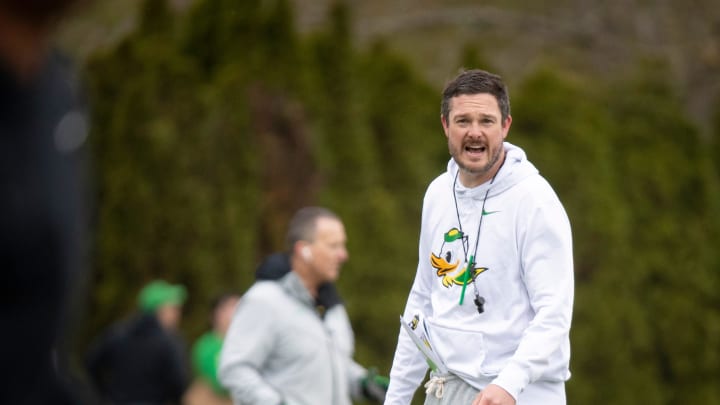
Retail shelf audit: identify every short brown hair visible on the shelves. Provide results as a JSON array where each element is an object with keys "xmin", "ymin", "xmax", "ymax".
[
  {"xmin": 285, "ymin": 207, "xmax": 340, "ymax": 251},
  {"xmin": 441, "ymin": 69, "xmax": 511, "ymax": 124}
]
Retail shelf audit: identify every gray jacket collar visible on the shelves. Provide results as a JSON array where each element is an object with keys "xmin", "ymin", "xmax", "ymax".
[{"xmin": 279, "ymin": 271, "xmax": 316, "ymax": 310}]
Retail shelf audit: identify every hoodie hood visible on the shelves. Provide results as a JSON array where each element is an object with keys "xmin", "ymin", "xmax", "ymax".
[{"xmin": 448, "ymin": 142, "xmax": 538, "ymax": 199}]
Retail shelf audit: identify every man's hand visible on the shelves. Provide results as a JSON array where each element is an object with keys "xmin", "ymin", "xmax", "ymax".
[
  {"xmin": 471, "ymin": 384, "xmax": 515, "ymax": 405},
  {"xmin": 361, "ymin": 367, "xmax": 389, "ymax": 403}
]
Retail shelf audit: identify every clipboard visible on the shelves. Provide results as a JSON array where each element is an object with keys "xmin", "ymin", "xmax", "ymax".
[{"xmin": 400, "ymin": 314, "xmax": 448, "ymax": 374}]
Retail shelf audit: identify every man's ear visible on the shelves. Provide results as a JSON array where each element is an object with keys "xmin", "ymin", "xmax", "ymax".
[
  {"xmin": 502, "ymin": 115, "xmax": 512, "ymax": 139},
  {"xmin": 293, "ymin": 241, "xmax": 313, "ymax": 262},
  {"xmin": 441, "ymin": 114, "xmax": 450, "ymax": 138}
]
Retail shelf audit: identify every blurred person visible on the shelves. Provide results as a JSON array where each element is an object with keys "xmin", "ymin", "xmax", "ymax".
[
  {"xmin": 255, "ymin": 252, "xmax": 388, "ymax": 402},
  {"xmin": 85, "ymin": 280, "xmax": 190, "ymax": 405},
  {"xmin": 254, "ymin": 252, "xmax": 355, "ymax": 360},
  {"xmin": 0, "ymin": 0, "xmax": 92, "ymax": 403},
  {"xmin": 219, "ymin": 207, "xmax": 389, "ymax": 405},
  {"xmin": 384, "ymin": 69, "xmax": 574, "ymax": 405},
  {"xmin": 184, "ymin": 293, "xmax": 240, "ymax": 405}
]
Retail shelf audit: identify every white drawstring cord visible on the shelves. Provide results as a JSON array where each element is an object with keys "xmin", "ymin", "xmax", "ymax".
[{"xmin": 424, "ymin": 375, "xmax": 446, "ymax": 399}]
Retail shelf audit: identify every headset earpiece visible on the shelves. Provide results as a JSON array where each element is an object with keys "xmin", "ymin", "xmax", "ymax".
[{"xmin": 301, "ymin": 246, "xmax": 312, "ymax": 261}]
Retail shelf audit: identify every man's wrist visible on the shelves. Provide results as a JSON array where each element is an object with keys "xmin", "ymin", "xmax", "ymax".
[{"xmin": 491, "ymin": 362, "xmax": 529, "ymax": 400}]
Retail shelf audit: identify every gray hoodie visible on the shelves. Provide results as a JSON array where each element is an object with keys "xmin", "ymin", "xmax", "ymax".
[{"xmin": 219, "ymin": 271, "xmax": 361, "ymax": 405}]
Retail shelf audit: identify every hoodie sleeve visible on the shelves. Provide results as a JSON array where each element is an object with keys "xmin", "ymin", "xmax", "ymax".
[
  {"xmin": 384, "ymin": 282, "xmax": 433, "ymax": 405},
  {"xmin": 219, "ymin": 291, "xmax": 284, "ymax": 405},
  {"xmin": 491, "ymin": 193, "xmax": 574, "ymax": 399},
  {"xmin": 384, "ymin": 198, "xmax": 436, "ymax": 405}
]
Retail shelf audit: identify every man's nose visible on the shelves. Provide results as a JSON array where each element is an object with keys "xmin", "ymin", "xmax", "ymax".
[
  {"xmin": 467, "ymin": 121, "xmax": 484, "ymax": 137},
  {"xmin": 339, "ymin": 248, "xmax": 349, "ymax": 263}
]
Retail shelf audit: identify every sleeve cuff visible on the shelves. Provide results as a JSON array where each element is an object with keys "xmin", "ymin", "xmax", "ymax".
[{"xmin": 490, "ymin": 362, "xmax": 530, "ymax": 400}]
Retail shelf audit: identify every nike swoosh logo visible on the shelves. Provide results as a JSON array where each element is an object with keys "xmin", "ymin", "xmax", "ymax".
[{"xmin": 482, "ymin": 209, "xmax": 500, "ymax": 216}]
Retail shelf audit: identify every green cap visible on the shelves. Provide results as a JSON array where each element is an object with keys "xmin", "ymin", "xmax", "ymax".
[
  {"xmin": 444, "ymin": 228, "xmax": 464, "ymax": 243},
  {"xmin": 138, "ymin": 280, "xmax": 187, "ymax": 312}
]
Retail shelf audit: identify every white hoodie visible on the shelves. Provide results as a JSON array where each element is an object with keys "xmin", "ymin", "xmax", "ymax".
[{"xmin": 385, "ymin": 142, "xmax": 574, "ymax": 404}]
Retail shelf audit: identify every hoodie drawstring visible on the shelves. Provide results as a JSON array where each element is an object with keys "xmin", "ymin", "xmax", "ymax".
[{"xmin": 424, "ymin": 375, "xmax": 446, "ymax": 399}]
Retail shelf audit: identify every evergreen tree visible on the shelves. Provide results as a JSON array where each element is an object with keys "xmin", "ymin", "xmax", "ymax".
[{"xmin": 80, "ymin": 1, "xmax": 720, "ymax": 402}]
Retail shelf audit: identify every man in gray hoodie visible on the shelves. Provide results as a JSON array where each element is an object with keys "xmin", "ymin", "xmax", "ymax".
[{"xmin": 219, "ymin": 206, "xmax": 387, "ymax": 405}]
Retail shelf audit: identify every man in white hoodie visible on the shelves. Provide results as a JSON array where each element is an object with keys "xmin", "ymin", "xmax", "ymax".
[{"xmin": 384, "ymin": 69, "xmax": 574, "ymax": 405}]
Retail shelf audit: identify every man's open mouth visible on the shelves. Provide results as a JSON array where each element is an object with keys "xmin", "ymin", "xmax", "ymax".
[{"xmin": 466, "ymin": 145, "xmax": 486, "ymax": 153}]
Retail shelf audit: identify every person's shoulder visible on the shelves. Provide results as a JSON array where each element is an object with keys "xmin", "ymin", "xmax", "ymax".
[
  {"xmin": 243, "ymin": 280, "xmax": 285, "ymax": 303},
  {"xmin": 193, "ymin": 331, "xmax": 217, "ymax": 347},
  {"xmin": 232, "ymin": 281, "xmax": 288, "ymax": 323},
  {"xmin": 508, "ymin": 173, "xmax": 566, "ymax": 215},
  {"xmin": 192, "ymin": 332, "xmax": 221, "ymax": 357},
  {"xmin": 518, "ymin": 172, "xmax": 560, "ymax": 198},
  {"xmin": 103, "ymin": 314, "xmax": 139, "ymax": 338}
]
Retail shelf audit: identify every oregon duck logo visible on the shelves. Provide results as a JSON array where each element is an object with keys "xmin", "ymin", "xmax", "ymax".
[
  {"xmin": 430, "ymin": 227, "xmax": 488, "ymax": 287},
  {"xmin": 408, "ymin": 314, "xmax": 420, "ymax": 330}
]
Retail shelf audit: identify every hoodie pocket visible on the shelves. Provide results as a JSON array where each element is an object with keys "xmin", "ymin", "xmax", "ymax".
[{"xmin": 425, "ymin": 319, "xmax": 487, "ymax": 379}]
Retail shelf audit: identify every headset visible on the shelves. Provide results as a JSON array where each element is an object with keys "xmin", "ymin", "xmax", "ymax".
[{"xmin": 301, "ymin": 246, "xmax": 312, "ymax": 261}]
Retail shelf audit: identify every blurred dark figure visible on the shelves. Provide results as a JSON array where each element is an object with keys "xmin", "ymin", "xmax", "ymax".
[
  {"xmin": 85, "ymin": 280, "xmax": 190, "ymax": 405},
  {"xmin": 184, "ymin": 293, "xmax": 240, "ymax": 405},
  {"xmin": 0, "ymin": 1, "xmax": 92, "ymax": 404}
]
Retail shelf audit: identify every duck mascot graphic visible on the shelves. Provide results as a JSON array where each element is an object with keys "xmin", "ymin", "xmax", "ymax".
[{"xmin": 430, "ymin": 227, "xmax": 488, "ymax": 287}]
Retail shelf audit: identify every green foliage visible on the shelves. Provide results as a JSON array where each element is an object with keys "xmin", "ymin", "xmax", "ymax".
[
  {"xmin": 81, "ymin": 0, "xmax": 720, "ymax": 403},
  {"xmin": 84, "ymin": 1, "xmax": 262, "ymax": 341},
  {"xmin": 511, "ymin": 67, "xmax": 629, "ymax": 282},
  {"xmin": 596, "ymin": 59, "xmax": 720, "ymax": 404},
  {"xmin": 458, "ymin": 43, "xmax": 496, "ymax": 74}
]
